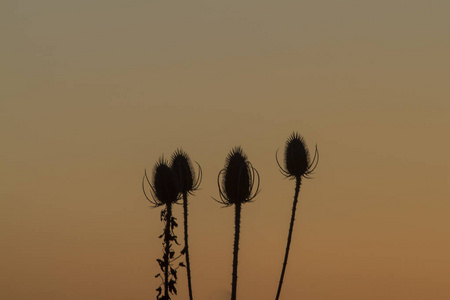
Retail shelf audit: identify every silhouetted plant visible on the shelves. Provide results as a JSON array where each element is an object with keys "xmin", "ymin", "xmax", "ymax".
[
  {"xmin": 274, "ymin": 132, "xmax": 318, "ymax": 300},
  {"xmin": 143, "ymin": 157, "xmax": 183, "ymax": 300},
  {"xmin": 170, "ymin": 149, "xmax": 202, "ymax": 300},
  {"xmin": 215, "ymin": 147, "xmax": 260, "ymax": 300}
]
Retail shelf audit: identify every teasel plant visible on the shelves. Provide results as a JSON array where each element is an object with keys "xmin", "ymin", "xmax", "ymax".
[
  {"xmin": 143, "ymin": 157, "xmax": 183, "ymax": 300},
  {"xmin": 274, "ymin": 132, "xmax": 319, "ymax": 300},
  {"xmin": 170, "ymin": 149, "xmax": 202, "ymax": 300},
  {"xmin": 215, "ymin": 147, "xmax": 260, "ymax": 300}
]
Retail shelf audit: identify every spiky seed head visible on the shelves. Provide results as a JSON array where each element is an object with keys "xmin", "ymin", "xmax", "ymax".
[
  {"xmin": 224, "ymin": 147, "xmax": 250, "ymax": 204},
  {"xmin": 216, "ymin": 146, "xmax": 260, "ymax": 206},
  {"xmin": 284, "ymin": 132, "xmax": 310, "ymax": 178},
  {"xmin": 153, "ymin": 158, "xmax": 179, "ymax": 205},
  {"xmin": 171, "ymin": 149, "xmax": 195, "ymax": 193}
]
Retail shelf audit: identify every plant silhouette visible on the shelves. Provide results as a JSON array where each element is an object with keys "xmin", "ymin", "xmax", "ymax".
[
  {"xmin": 141, "ymin": 135, "xmax": 319, "ymax": 299},
  {"xmin": 143, "ymin": 157, "xmax": 183, "ymax": 300},
  {"xmin": 215, "ymin": 147, "xmax": 260, "ymax": 300},
  {"xmin": 274, "ymin": 132, "xmax": 318, "ymax": 300},
  {"xmin": 170, "ymin": 149, "xmax": 202, "ymax": 300}
]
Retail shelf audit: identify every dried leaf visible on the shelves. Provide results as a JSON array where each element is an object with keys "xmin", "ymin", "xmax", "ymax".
[
  {"xmin": 156, "ymin": 286, "xmax": 162, "ymax": 298},
  {"xmin": 156, "ymin": 259, "xmax": 164, "ymax": 271},
  {"xmin": 170, "ymin": 267, "xmax": 177, "ymax": 280},
  {"xmin": 168, "ymin": 279, "xmax": 177, "ymax": 295}
]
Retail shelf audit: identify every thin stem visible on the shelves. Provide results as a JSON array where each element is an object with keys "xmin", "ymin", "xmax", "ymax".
[
  {"xmin": 164, "ymin": 203, "xmax": 173, "ymax": 299},
  {"xmin": 231, "ymin": 202, "xmax": 242, "ymax": 300},
  {"xmin": 275, "ymin": 177, "xmax": 302, "ymax": 300},
  {"xmin": 183, "ymin": 191, "xmax": 194, "ymax": 300}
]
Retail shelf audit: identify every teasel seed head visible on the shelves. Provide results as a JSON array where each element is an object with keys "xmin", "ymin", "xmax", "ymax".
[
  {"xmin": 276, "ymin": 132, "xmax": 319, "ymax": 179},
  {"xmin": 170, "ymin": 148, "xmax": 202, "ymax": 195},
  {"xmin": 142, "ymin": 156, "xmax": 180, "ymax": 207},
  {"xmin": 216, "ymin": 147, "xmax": 260, "ymax": 206}
]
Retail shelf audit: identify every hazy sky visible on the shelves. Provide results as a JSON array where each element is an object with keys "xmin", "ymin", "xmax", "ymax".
[{"xmin": 1, "ymin": 1, "xmax": 449, "ymax": 299}]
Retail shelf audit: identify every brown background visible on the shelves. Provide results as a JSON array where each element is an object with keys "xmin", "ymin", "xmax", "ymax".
[{"xmin": 2, "ymin": 1, "xmax": 449, "ymax": 299}]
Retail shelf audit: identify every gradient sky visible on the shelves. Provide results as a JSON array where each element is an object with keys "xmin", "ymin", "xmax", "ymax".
[{"xmin": 1, "ymin": 1, "xmax": 449, "ymax": 299}]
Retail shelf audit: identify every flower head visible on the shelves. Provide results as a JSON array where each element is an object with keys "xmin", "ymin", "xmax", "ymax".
[
  {"xmin": 170, "ymin": 149, "xmax": 202, "ymax": 195},
  {"xmin": 276, "ymin": 132, "xmax": 319, "ymax": 179},
  {"xmin": 216, "ymin": 147, "xmax": 260, "ymax": 206},
  {"xmin": 143, "ymin": 156, "xmax": 179, "ymax": 206}
]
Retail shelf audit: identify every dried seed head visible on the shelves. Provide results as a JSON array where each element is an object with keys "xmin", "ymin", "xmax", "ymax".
[
  {"xmin": 170, "ymin": 149, "xmax": 202, "ymax": 194},
  {"xmin": 224, "ymin": 148, "xmax": 250, "ymax": 204},
  {"xmin": 285, "ymin": 133, "xmax": 309, "ymax": 177},
  {"xmin": 142, "ymin": 157, "xmax": 179, "ymax": 206},
  {"xmin": 277, "ymin": 132, "xmax": 319, "ymax": 179},
  {"xmin": 216, "ymin": 147, "xmax": 260, "ymax": 206}
]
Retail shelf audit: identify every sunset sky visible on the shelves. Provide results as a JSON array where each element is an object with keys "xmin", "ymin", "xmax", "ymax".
[{"xmin": 1, "ymin": 1, "xmax": 449, "ymax": 299}]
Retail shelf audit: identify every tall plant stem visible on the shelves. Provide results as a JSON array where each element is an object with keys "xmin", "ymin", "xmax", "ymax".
[
  {"xmin": 231, "ymin": 202, "xmax": 242, "ymax": 300},
  {"xmin": 275, "ymin": 177, "xmax": 302, "ymax": 300},
  {"xmin": 183, "ymin": 191, "xmax": 194, "ymax": 300},
  {"xmin": 164, "ymin": 203, "xmax": 173, "ymax": 299}
]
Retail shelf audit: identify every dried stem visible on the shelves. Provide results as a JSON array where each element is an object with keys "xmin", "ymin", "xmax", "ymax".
[
  {"xmin": 275, "ymin": 176, "xmax": 302, "ymax": 300},
  {"xmin": 183, "ymin": 191, "xmax": 194, "ymax": 300},
  {"xmin": 164, "ymin": 203, "xmax": 173, "ymax": 299},
  {"xmin": 231, "ymin": 202, "xmax": 242, "ymax": 300}
]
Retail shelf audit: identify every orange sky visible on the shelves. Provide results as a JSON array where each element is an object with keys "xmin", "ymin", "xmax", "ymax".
[{"xmin": 1, "ymin": 1, "xmax": 450, "ymax": 299}]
